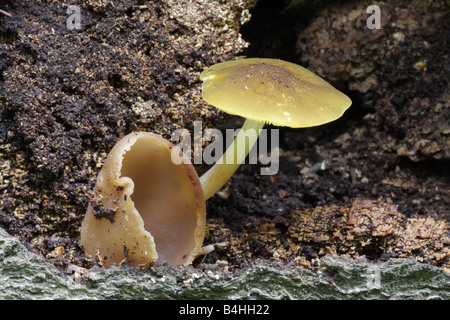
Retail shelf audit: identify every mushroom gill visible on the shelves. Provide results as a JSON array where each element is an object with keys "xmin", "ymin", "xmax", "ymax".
[{"xmin": 80, "ymin": 132, "xmax": 206, "ymax": 267}]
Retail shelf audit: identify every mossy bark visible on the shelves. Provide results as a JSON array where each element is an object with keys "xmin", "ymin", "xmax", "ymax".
[{"xmin": 1, "ymin": 227, "xmax": 448, "ymax": 300}]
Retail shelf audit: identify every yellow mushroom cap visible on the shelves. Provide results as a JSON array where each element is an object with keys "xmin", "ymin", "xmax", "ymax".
[{"xmin": 200, "ymin": 58, "xmax": 352, "ymax": 128}]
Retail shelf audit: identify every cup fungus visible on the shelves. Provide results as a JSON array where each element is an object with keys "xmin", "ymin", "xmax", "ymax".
[
  {"xmin": 81, "ymin": 132, "xmax": 206, "ymax": 267},
  {"xmin": 199, "ymin": 58, "xmax": 352, "ymax": 200}
]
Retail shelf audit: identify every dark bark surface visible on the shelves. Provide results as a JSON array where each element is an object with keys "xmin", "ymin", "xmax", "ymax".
[{"xmin": 0, "ymin": 0, "xmax": 448, "ymax": 275}]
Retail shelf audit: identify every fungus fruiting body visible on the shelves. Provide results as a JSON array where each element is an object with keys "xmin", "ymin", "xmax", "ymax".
[
  {"xmin": 199, "ymin": 58, "xmax": 352, "ymax": 200},
  {"xmin": 81, "ymin": 132, "xmax": 206, "ymax": 267},
  {"xmin": 0, "ymin": 9, "xmax": 12, "ymax": 17}
]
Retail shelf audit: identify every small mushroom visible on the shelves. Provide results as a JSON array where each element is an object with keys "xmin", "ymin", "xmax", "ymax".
[
  {"xmin": 199, "ymin": 58, "xmax": 352, "ymax": 200},
  {"xmin": 0, "ymin": 9, "xmax": 12, "ymax": 17},
  {"xmin": 80, "ymin": 132, "xmax": 206, "ymax": 267}
]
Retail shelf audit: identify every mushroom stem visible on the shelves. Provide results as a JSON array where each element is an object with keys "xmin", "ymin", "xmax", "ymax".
[
  {"xmin": 200, "ymin": 118, "xmax": 265, "ymax": 200},
  {"xmin": 0, "ymin": 9, "xmax": 12, "ymax": 17}
]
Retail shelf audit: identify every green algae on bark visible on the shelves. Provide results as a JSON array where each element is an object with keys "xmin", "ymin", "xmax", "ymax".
[{"xmin": 1, "ymin": 227, "xmax": 448, "ymax": 300}]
